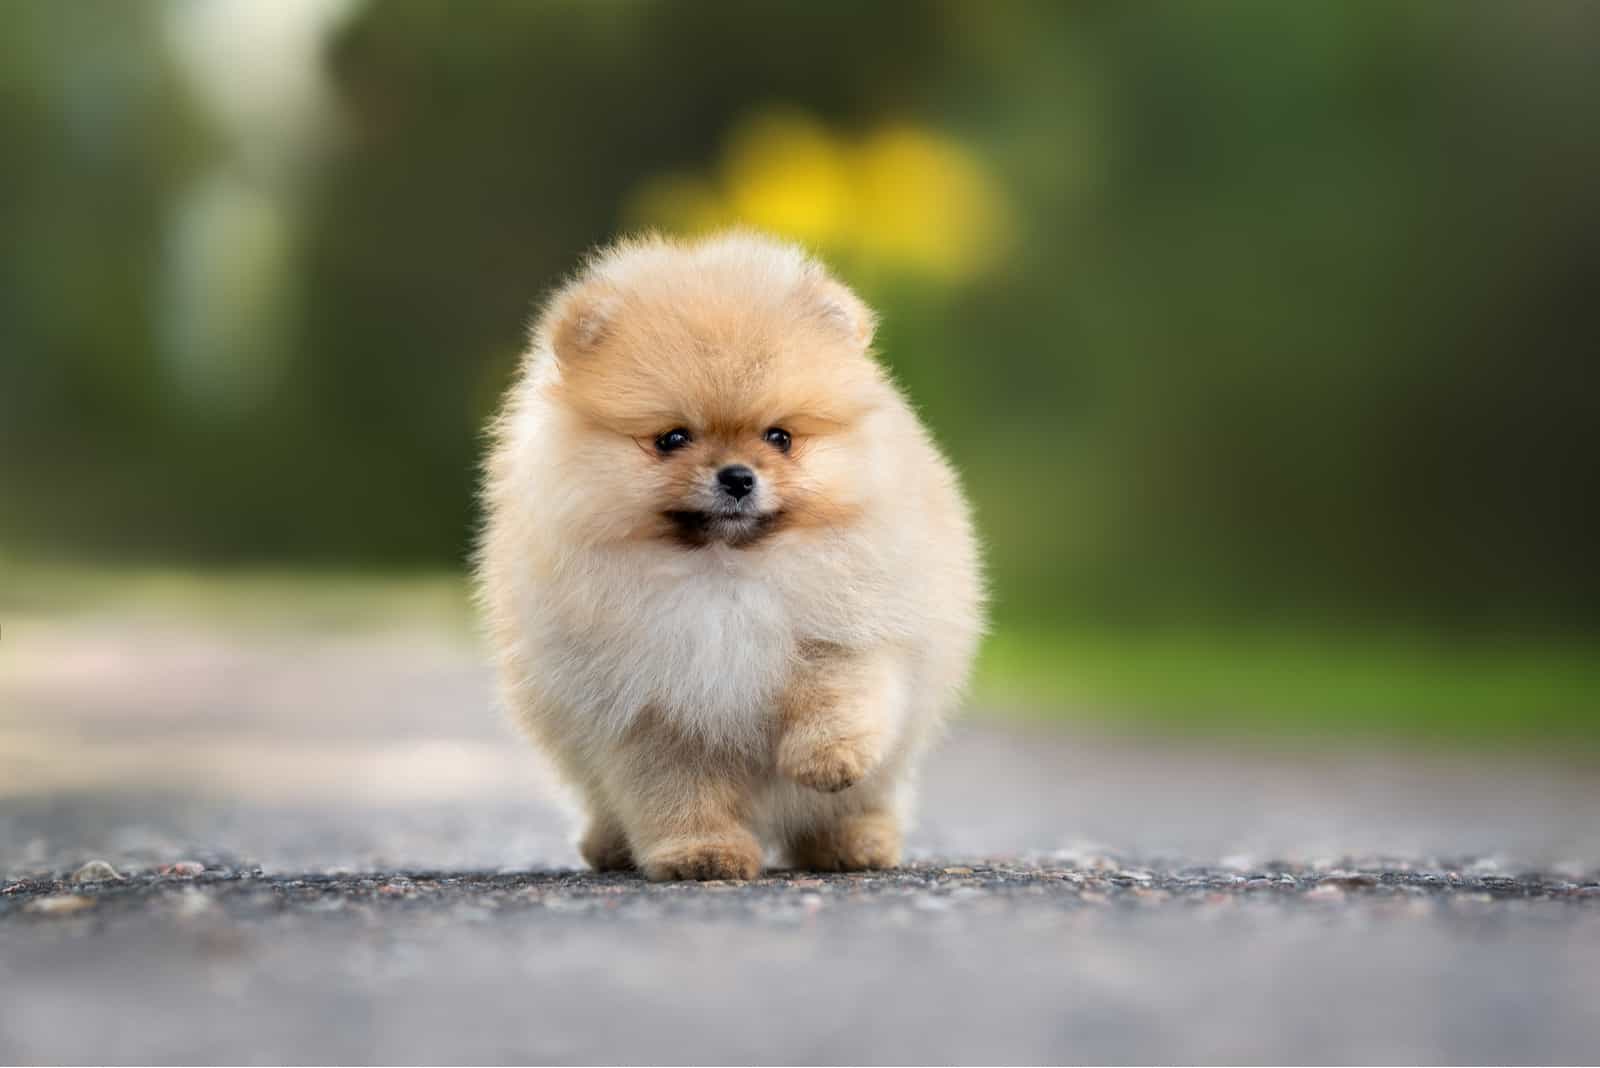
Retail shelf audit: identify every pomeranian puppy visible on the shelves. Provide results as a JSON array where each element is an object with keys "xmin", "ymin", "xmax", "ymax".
[{"xmin": 477, "ymin": 231, "xmax": 982, "ymax": 880}]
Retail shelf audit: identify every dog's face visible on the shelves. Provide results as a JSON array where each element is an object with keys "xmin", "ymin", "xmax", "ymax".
[
  {"xmin": 536, "ymin": 235, "xmax": 889, "ymax": 550},
  {"xmin": 634, "ymin": 421, "xmax": 804, "ymax": 550}
]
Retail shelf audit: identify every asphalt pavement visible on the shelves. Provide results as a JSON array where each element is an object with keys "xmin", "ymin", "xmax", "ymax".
[{"xmin": 2, "ymin": 612, "xmax": 1598, "ymax": 1064}]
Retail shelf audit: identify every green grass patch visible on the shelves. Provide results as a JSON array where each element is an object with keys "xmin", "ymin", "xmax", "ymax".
[
  {"xmin": 976, "ymin": 627, "xmax": 1600, "ymax": 748},
  {"xmin": 0, "ymin": 557, "xmax": 475, "ymax": 633}
]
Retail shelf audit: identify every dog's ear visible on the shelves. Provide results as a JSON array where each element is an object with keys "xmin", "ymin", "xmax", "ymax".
[
  {"xmin": 542, "ymin": 282, "xmax": 620, "ymax": 364},
  {"xmin": 804, "ymin": 273, "xmax": 876, "ymax": 349}
]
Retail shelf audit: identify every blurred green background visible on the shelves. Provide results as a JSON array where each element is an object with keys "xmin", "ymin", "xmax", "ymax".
[{"xmin": 2, "ymin": 0, "xmax": 1595, "ymax": 743}]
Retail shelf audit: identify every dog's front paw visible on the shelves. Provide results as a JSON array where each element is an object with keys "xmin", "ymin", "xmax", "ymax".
[
  {"xmin": 777, "ymin": 728, "xmax": 879, "ymax": 793},
  {"xmin": 640, "ymin": 833, "xmax": 762, "ymax": 882}
]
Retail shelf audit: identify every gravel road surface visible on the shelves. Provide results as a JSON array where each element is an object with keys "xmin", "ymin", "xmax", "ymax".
[{"xmin": 3, "ymin": 614, "xmax": 1598, "ymax": 1063}]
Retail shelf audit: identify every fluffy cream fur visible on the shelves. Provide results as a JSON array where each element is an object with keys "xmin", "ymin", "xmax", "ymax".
[{"xmin": 476, "ymin": 230, "xmax": 982, "ymax": 880}]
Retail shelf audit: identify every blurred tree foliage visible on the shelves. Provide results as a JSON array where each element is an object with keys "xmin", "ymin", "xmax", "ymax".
[{"xmin": 2, "ymin": 0, "xmax": 1596, "ymax": 631}]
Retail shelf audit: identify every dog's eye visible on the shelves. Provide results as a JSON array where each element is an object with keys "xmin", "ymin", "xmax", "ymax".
[
  {"xmin": 762, "ymin": 427, "xmax": 792, "ymax": 453},
  {"xmin": 654, "ymin": 428, "xmax": 693, "ymax": 454}
]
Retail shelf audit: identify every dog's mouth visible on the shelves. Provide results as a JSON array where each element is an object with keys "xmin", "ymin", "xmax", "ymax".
[{"xmin": 663, "ymin": 509, "xmax": 785, "ymax": 549}]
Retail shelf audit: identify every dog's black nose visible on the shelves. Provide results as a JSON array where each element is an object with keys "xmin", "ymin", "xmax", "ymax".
[{"xmin": 716, "ymin": 464, "xmax": 756, "ymax": 499}]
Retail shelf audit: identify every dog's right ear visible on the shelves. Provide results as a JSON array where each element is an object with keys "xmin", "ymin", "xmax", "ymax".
[{"xmin": 542, "ymin": 283, "xmax": 620, "ymax": 364}]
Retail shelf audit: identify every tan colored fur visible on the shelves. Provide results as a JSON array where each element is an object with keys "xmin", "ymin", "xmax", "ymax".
[{"xmin": 476, "ymin": 231, "xmax": 983, "ymax": 880}]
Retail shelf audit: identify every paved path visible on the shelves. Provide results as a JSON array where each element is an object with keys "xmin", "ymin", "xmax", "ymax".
[{"xmin": 3, "ymin": 614, "xmax": 1599, "ymax": 1063}]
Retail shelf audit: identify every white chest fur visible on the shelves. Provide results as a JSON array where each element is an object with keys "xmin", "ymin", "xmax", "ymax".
[{"xmin": 516, "ymin": 543, "xmax": 803, "ymax": 747}]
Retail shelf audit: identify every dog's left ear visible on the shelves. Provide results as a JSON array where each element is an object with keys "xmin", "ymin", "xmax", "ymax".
[{"xmin": 803, "ymin": 273, "xmax": 876, "ymax": 349}]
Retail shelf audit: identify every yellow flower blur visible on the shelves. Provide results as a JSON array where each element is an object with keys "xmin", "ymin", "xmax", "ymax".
[{"xmin": 625, "ymin": 108, "xmax": 1009, "ymax": 284}]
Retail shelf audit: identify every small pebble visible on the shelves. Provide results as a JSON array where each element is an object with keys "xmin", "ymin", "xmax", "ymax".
[
  {"xmin": 71, "ymin": 860, "xmax": 123, "ymax": 883},
  {"xmin": 159, "ymin": 861, "xmax": 206, "ymax": 877},
  {"xmin": 942, "ymin": 866, "xmax": 975, "ymax": 876}
]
